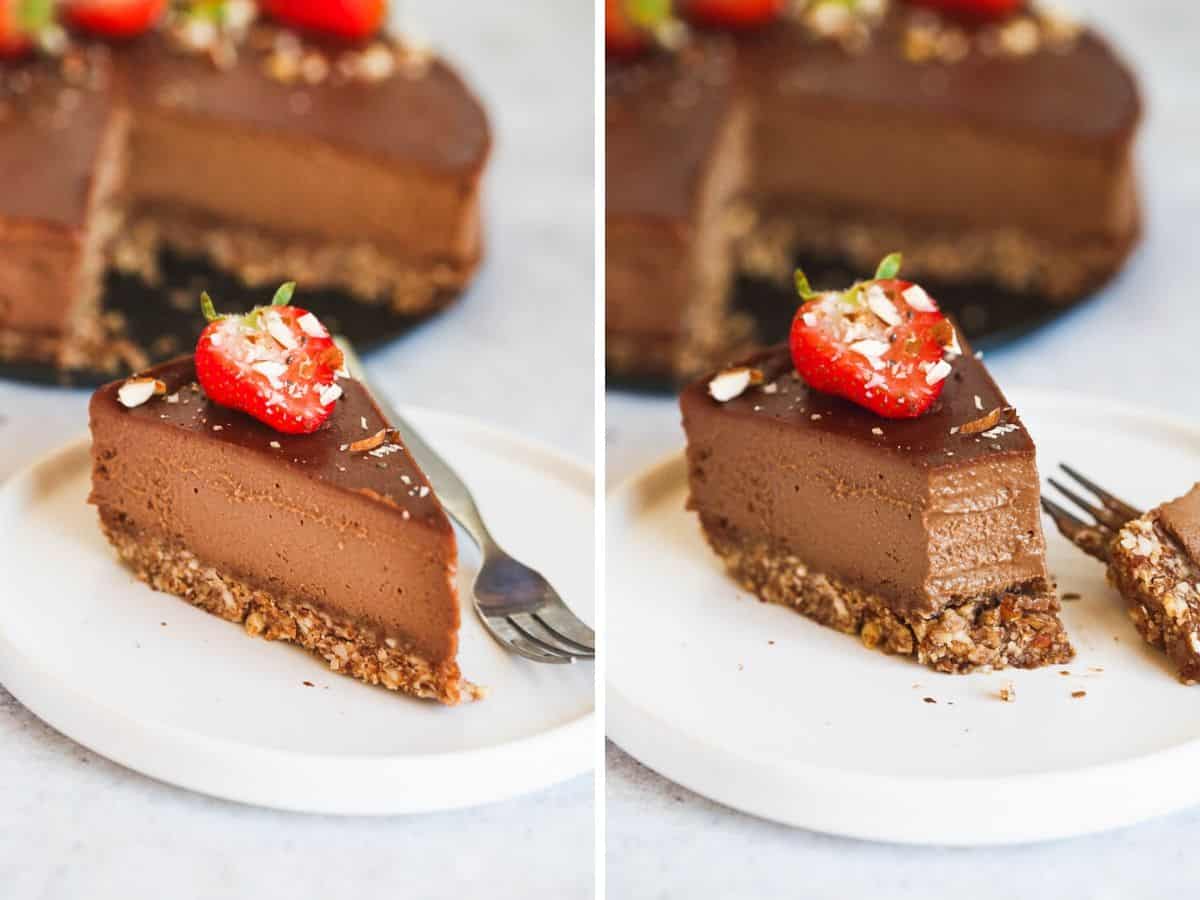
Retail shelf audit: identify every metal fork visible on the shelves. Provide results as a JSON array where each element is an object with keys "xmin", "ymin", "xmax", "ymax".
[
  {"xmin": 1040, "ymin": 463, "xmax": 1144, "ymax": 562},
  {"xmin": 335, "ymin": 338, "xmax": 594, "ymax": 664}
]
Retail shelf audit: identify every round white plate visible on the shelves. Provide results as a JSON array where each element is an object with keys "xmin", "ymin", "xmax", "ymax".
[
  {"xmin": 608, "ymin": 389, "xmax": 1200, "ymax": 846},
  {"xmin": 0, "ymin": 408, "xmax": 593, "ymax": 815}
]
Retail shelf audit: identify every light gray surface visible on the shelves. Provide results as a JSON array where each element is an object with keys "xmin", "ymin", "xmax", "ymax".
[
  {"xmin": 0, "ymin": 2, "xmax": 594, "ymax": 897},
  {"xmin": 606, "ymin": 0, "xmax": 1200, "ymax": 895}
]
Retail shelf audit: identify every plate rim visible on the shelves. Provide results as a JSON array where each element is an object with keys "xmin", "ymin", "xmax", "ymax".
[
  {"xmin": 606, "ymin": 387, "xmax": 1200, "ymax": 845},
  {"xmin": 0, "ymin": 405, "xmax": 595, "ymax": 815}
]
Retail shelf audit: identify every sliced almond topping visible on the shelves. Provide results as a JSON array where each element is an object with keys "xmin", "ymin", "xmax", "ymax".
[
  {"xmin": 348, "ymin": 428, "xmax": 402, "ymax": 453},
  {"xmin": 959, "ymin": 407, "xmax": 1004, "ymax": 435},
  {"xmin": 999, "ymin": 682, "xmax": 1016, "ymax": 703},
  {"xmin": 849, "ymin": 338, "xmax": 890, "ymax": 359},
  {"xmin": 117, "ymin": 376, "xmax": 166, "ymax": 408},
  {"xmin": 297, "ymin": 312, "xmax": 328, "ymax": 338},
  {"xmin": 319, "ymin": 383, "xmax": 343, "ymax": 406},
  {"xmin": 708, "ymin": 366, "xmax": 763, "ymax": 403},
  {"xmin": 924, "ymin": 359, "xmax": 952, "ymax": 385},
  {"xmin": 265, "ymin": 314, "xmax": 298, "ymax": 350},
  {"xmin": 865, "ymin": 285, "xmax": 902, "ymax": 326},
  {"xmin": 901, "ymin": 284, "xmax": 936, "ymax": 312}
]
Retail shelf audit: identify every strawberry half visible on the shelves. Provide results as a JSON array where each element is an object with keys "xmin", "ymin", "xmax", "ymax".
[
  {"xmin": 65, "ymin": 0, "xmax": 167, "ymax": 38},
  {"xmin": 788, "ymin": 253, "xmax": 959, "ymax": 419},
  {"xmin": 0, "ymin": 0, "xmax": 56, "ymax": 58},
  {"xmin": 195, "ymin": 283, "xmax": 346, "ymax": 435},
  {"xmin": 260, "ymin": 0, "xmax": 385, "ymax": 41},
  {"xmin": 907, "ymin": 0, "xmax": 1022, "ymax": 20},
  {"xmin": 606, "ymin": 0, "xmax": 671, "ymax": 58},
  {"xmin": 683, "ymin": 0, "xmax": 785, "ymax": 30}
]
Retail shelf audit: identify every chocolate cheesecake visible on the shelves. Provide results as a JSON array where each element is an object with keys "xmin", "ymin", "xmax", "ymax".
[
  {"xmin": 89, "ymin": 356, "xmax": 476, "ymax": 704},
  {"xmin": 607, "ymin": 2, "xmax": 1141, "ymax": 382},
  {"xmin": 681, "ymin": 342, "xmax": 1073, "ymax": 672},
  {"xmin": 1105, "ymin": 486, "xmax": 1200, "ymax": 685},
  {"xmin": 1, "ymin": 17, "xmax": 489, "ymax": 373}
]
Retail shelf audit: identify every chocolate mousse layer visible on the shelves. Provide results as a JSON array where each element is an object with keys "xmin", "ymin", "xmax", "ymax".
[
  {"xmin": 681, "ymin": 343, "xmax": 1071, "ymax": 672},
  {"xmin": 1108, "ymin": 485, "xmax": 1200, "ymax": 685},
  {"xmin": 89, "ymin": 357, "xmax": 474, "ymax": 703}
]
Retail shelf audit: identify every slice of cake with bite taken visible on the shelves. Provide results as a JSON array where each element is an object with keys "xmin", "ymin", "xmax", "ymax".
[
  {"xmin": 88, "ymin": 284, "xmax": 476, "ymax": 703},
  {"xmin": 681, "ymin": 254, "xmax": 1072, "ymax": 672}
]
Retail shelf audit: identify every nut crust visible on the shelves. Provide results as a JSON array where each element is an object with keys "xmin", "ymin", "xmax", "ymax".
[
  {"xmin": 700, "ymin": 516, "xmax": 1074, "ymax": 673},
  {"xmin": 100, "ymin": 512, "xmax": 482, "ymax": 705}
]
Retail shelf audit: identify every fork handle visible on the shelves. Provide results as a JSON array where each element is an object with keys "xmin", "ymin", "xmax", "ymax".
[{"xmin": 335, "ymin": 338, "xmax": 495, "ymax": 553}]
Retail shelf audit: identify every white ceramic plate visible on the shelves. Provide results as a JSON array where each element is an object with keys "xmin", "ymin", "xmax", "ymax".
[
  {"xmin": 0, "ymin": 409, "xmax": 594, "ymax": 815},
  {"xmin": 608, "ymin": 389, "xmax": 1200, "ymax": 846}
]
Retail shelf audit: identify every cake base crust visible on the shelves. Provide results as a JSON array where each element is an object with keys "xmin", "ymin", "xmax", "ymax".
[
  {"xmin": 101, "ymin": 513, "xmax": 481, "ymax": 705},
  {"xmin": 702, "ymin": 519, "xmax": 1073, "ymax": 673},
  {"xmin": 1109, "ymin": 516, "xmax": 1200, "ymax": 685}
]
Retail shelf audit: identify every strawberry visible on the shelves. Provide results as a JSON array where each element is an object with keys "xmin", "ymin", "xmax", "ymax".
[
  {"xmin": 682, "ymin": 0, "xmax": 785, "ymax": 30},
  {"xmin": 0, "ymin": 0, "xmax": 56, "ymax": 58},
  {"xmin": 907, "ymin": 0, "xmax": 1022, "ymax": 20},
  {"xmin": 260, "ymin": 0, "xmax": 385, "ymax": 41},
  {"xmin": 606, "ymin": 0, "xmax": 671, "ymax": 58},
  {"xmin": 65, "ymin": 0, "xmax": 166, "ymax": 38},
  {"xmin": 194, "ymin": 283, "xmax": 347, "ymax": 435},
  {"xmin": 788, "ymin": 253, "xmax": 959, "ymax": 419}
]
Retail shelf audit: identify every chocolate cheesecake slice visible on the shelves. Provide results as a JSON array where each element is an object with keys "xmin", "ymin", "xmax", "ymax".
[
  {"xmin": 1107, "ymin": 486, "xmax": 1200, "ymax": 685},
  {"xmin": 606, "ymin": 3, "xmax": 1141, "ymax": 382},
  {"xmin": 0, "ymin": 18, "xmax": 489, "ymax": 373},
  {"xmin": 89, "ymin": 357, "xmax": 476, "ymax": 704},
  {"xmin": 681, "ymin": 343, "xmax": 1072, "ymax": 672}
]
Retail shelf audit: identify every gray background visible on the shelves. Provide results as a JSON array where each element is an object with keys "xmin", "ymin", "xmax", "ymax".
[
  {"xmin": 0, "ymin": 2, "xmax": 595, "ymax": 897},
  {"xmin": 606, "ymin": 1, "xmax": 1200, "ymax": 896}
]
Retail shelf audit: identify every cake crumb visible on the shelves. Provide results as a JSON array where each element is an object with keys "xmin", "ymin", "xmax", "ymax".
[
  {"xmin": 1059, "ymin": 670, "xmax": 1071, "ymax": 676},
  {"xmin": 269, "ymin": 440, "xmax": 281, "ymax": 449},
  {"xmin": 871, "ymin": 427, "xmax": 883, "ymax": 436},
  {"xmin": 303, "ymin": 680, "xmax": 315, "ymax": 687},
  {"xmin": 998, "ymin": 682, "xmax": 1016, "ymax": 703},
  {"xmin": 1071, "ymin": 690, "xmax": 1087, "ymax": 699},
  {"xmin": 923, "ymin": 697, "xmax": 936, "ymax": 704}
]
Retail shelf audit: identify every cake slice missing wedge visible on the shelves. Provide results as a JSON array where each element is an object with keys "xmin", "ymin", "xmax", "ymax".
[
  {"xmin": 88, "ymin": 357, "xmax": 477, "ymax": 704},
  {"xmin": 681, "ymin": 344, "xmax": 1073, "ymax": 673}
]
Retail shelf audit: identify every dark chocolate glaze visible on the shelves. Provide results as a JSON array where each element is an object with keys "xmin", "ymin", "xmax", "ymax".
[
  {"xmin": 684, "ymin": 341, "xmax": 1034, "ymax": 471},
  {"xmin": 118, "ymin": 33, "xmax": 489, "ymax": 171},
  {"xmin": 0, "ymin": 59, "xmax": 120, "ymax": 229},
  {"xmin": 738, "ymin": 12, "xmax": 1140, "ymax": 148},
  {"xmin": 93, "ymin": 356, "xmax": 450, "ymax": 530},
  {"xmin": 606, "ymin": 36, "xmax": 737, "ymax": 221},
  {"xmin": 0, "ymin": 26, "xmax": 489, "ymax": 226}
]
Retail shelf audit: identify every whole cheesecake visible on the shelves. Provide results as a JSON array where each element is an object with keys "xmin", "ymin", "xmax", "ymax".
[
  {"xmin": 607, "ymin": 0, "xmax": 1141, "ymax": 382},
  {"xmin": 0, "ymin": 12, "xmax": 489, "ymax": 374},
  {"xmin": 89, "ymin": 356, "xmax": 477, "ymax": 704}
]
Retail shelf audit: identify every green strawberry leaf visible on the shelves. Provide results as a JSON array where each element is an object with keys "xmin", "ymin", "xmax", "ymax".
[
  {"xmin": 794, "ymin": 268, "xmax": 817, "ymax": 301},
  {"xmin": 874, "ymin": 252, "xmax": 903, "ymax": 280},
  {"xmin": 271, "ymin": 282, "xmax": 296, "ymax": 307}
]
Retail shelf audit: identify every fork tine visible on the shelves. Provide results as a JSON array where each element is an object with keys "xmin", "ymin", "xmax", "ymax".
[
  {"xmin": 1047, "ymin": 477, "xmax": 1130, "ymax": 531},
  {"xmin": 506, "ymin": 615, "xmax": 582, "ymax": 662},
  {"xmin": 1041, "ymin": 496, "xmax": 1112, "ymax": 562},
  {"xmin": 484, "ymin": 616, "xmax": 574, "ymax": 664},
  {"xmin": 1058, "ymin": 464, "xmax": 1143, "ymax": 522},
  {"xmin": 533, "ymin": 606, "xmax": 595, "ymax": 653}
]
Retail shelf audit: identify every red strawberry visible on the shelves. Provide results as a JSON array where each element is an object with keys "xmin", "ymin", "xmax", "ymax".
[
  {"xmin": 606, "ymin": 0, "xmax": 671, "ymax": 57},
  {"xmin": 260, "ymin": 0, "xmax": 385, "ymax": 41},
  {"xmin": 683, "ymin": 0, "xmax": 785, "ymax": 30},
  {"xmin": 907, "ymin": 0, "xmax": 1022, "ymax": 20},
  {"xmin": 65, "ymin": 0, "xmax": 166, "ymax": 38},
  {"xmin": 0, "ymin": 0, "xmax": 56, "ymax": 58},
  {"xmin": 788, "ymin": 253, "xmax": 959, "ymax": 419},
  {"xmin": 195, "ymin": 283, "xmax": 347, "ymax": 435}
]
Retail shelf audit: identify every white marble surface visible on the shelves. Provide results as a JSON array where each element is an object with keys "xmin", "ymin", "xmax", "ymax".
[
  {"xmin": 607, "ymin": 0, "xmax": 1200, "ymax": 895},
  {"xmin": 0, "ymin": 2, "xmax": 594, "ymax": 897}
]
